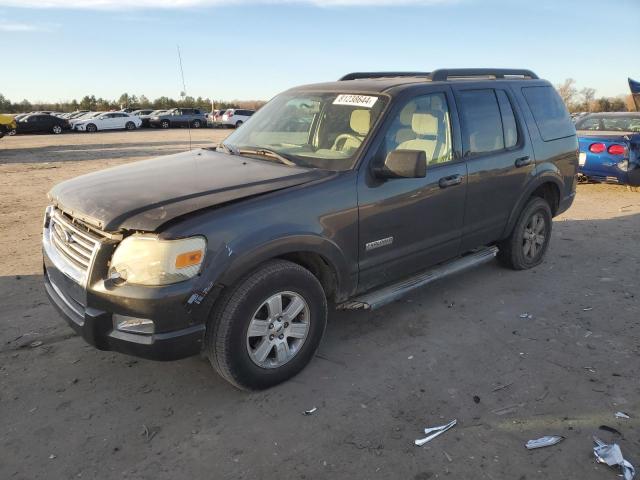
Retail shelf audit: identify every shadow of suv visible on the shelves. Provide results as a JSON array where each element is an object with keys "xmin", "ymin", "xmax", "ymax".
[{"xmin": 43, "ymin": 68, "xmax": 577, "ymax": 390}]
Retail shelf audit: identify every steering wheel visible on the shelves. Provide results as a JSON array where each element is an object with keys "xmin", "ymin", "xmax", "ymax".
[{"xmin": 331, "ymin": 133, "xmax": 362, "ymax": 152}]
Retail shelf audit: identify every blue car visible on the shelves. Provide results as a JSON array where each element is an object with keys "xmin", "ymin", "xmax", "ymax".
[{"xmin": 576, "ymin": 112, "xmax": 640, "ymax": 188}]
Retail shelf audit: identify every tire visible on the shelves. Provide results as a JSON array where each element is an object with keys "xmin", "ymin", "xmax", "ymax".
[
  {"xmin": 86, "ymin": 123, "xmax": 97, "ymax": 133},
  {"xmin": 161, "ymin": 120, "xmax": 170, "ymax": 129},
  {"xmin": 125, "ymin": 121, "xmax": 136, "ymax": 130},
  {"xmin": 235, "ymin": 121, "xmax": 243, "ymax": 128},
  {"xmin": 627, "ymin": 185, "xmax": 639, "ymax": 193},
  {"xmin": 8, "ymin": 128, "xmax": 16, "ymax": 136},
  {"xmin": 206, "ymin": 260, "xmax": 327, "ymax": 390},
  {"xmin": 192, "ymin": 120, "xmax": 201, "ymax": 129},
  {"xmin": 52, "ymin": 124, "xmax": 63, "ymax": 134},
  {"xmin": 498, "ymin": 197, "xmax": 552, "ymax": 270}
]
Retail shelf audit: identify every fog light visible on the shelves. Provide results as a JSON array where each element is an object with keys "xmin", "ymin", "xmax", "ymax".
[{"xmin": 113, "ymin": 314, "xmax": 154, "ymax": 335}]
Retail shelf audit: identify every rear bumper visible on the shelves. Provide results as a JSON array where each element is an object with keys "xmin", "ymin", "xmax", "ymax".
[{"xmin": 579, "ymin": 167, "xmax": 640, "ymax": 187}]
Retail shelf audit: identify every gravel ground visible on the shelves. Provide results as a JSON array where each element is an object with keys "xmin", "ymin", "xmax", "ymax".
[{"xmin": 1, "ymin": 129, "xmax": 639, "ymax": 480}]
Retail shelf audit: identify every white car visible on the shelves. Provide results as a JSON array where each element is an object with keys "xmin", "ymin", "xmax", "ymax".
[
  {"xmin": 73, "ymin": 112, "xmax": 142, "ymax": 133},
  {"xmin": 221, "ymin": 108, "xmax": 255, "ymax": 128}
]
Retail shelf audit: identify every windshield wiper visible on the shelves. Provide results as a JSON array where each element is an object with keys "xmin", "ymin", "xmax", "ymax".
[{"xmin": 237, "ymin": 147, "xmax": 297, "ymax": 166}]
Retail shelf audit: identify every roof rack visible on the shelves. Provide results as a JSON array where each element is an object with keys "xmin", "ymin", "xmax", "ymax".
[
  {"xmin": 430, "ymin": 68, "xmax": 538, "ymax": 81},
  {"xmin": 339, "ymin": 72, "xmax": 431, "ymax": 81}
]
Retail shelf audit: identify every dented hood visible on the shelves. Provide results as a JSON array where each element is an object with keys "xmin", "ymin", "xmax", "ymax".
[{"xmin": 49, "ymin": 148, "xmax": 329, "ymax": 231}]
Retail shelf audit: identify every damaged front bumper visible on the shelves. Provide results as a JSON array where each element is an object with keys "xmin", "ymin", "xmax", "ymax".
[{"xmin": 42, "ymin": 213, "xmax": 215, "ymax": 361}]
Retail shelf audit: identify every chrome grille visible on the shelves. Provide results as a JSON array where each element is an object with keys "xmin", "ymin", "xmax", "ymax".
[{"xmin": 44, "ymin": 208, "xmax": 108, "ymax": 284}]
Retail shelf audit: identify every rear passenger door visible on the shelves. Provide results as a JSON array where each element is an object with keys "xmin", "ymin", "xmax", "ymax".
[{"xmin": 452, "ymin": 86, "xmax": 536, "ymax": 251}]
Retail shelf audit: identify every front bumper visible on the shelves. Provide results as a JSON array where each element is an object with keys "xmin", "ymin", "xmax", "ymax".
[{"xmin": 42, "ymin": 221, "xmax": 207, "ymax": 361}]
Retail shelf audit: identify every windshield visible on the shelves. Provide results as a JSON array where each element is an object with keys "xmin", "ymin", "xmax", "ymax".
[
  {"xmin": 576, "ymin": 115, "xmax": 640, "ymax": 132},
  {"xmin": 221, "ymin": 91, "xmax": 388, "ymax": 170}
]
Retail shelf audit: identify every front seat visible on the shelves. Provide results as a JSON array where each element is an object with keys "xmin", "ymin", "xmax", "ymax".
[
  {"xmin": 332, "ymin": 109, "xmax": 370, "ymax": 152},
  {"xmin": 397, "ymin": 113, "xmax": 443, "ymax": 163}
]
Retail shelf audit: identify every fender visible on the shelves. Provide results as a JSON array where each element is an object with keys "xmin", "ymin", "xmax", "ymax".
[
  {"xmin": 502, "ymin": 167, "xmax": 564, "ymax": 239},
  {"xmin": 195, "ymin": 233, "xmax": 356, "ymax": 308}
]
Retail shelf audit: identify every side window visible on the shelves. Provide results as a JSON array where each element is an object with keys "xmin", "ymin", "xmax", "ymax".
[
  {"xmin": 458, "ymin": 89, "xmax": 504, "ymax": 156},
  {"xmin": 496, "ymin": 90, "xmax": 518, "ymax": 148},
  {"xmin": 522, "ymin": 86, "xmax": 574, "ymax": 141},
  {"xmin": 382, "ymin": 92, "xmax": 453, "ymax": 165}
]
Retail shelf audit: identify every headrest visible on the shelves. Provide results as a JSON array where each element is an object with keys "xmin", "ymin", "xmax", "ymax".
[
  {"xmin": 350, "ymin": 110, "xmax": 371, "ymax": 136},
  {"xmin": 399, "ymin": 103, "xmax": 416, "ymax": 126},
  {"xmin": 412, "ymin": 113, "xmax": 438, "ymax": 136}
]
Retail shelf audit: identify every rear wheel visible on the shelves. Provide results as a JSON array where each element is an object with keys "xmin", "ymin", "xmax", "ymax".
[
  {"xmin": 206, "ymin": 260, "xmax": 327, "ymax": 390},
  {"xmin": 627, "ymin": 185, "xmax": 639, "ymax": 193},
  {"xmin": 192, "ymin": 120, "xmax": 201, "ymax": 128},
  {"xmin": 235, "ymin": 121, "xmax": 243, "ymax": 128},
  {"xmin": 498, "ymin": 197, "xmax": 552, "ymax": 270},
  {"xmin": 86, "ymin": 123, "xmax": 97, "ymax": 133},
  {"xmin": 52, "ymin": 124, "xmax": 62, "ymax": 134},
  {"xmin": 125, "ymin": 121, "xmax": 136, "ymax": 130}
]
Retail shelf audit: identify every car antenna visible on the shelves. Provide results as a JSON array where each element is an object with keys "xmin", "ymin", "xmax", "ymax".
[{"xmin": 176, "ymin": 44, "xmax": 192, "ymax": 151}]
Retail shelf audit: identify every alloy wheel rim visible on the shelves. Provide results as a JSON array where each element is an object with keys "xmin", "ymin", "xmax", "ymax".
[
  {"xmin": 246, "ymin": 291, "xmax": 310, "ymax": 369},
  {"xmin": 522, "ymin": 212, "xmax": 546, "ymax": 260}
]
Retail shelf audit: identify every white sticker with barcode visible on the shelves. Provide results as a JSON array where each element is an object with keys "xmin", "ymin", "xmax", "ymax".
[
  {"xmin": 579, "ymin": 152, "xmax": 586, "ymax": 166},
  {"xmin": 333, "ymin": 94, "xmax": 378, "ymax": 108}
]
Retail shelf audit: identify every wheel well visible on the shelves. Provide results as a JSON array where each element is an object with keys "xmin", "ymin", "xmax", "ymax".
[
  {"xmin": 277, "ymin": 252, "xmax": 338, "ymax": 301},
  {"xmin": 530, "ymin": 182, "xmax": 560, "ymax": 216}
]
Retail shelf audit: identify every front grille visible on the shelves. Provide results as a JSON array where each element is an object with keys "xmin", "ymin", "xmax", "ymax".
[{"xmin": 48, "ymin": 209, "xmax": 106, "ymax": 274}]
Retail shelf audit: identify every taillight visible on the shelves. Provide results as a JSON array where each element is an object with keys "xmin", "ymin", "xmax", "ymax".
[
  {"xmin": 607, "ymin": 144, "xmax": 626, "ymax": 156},
  {"xmin": 589, "ymin": 143, "xmax": 606, "ymax": 154}
]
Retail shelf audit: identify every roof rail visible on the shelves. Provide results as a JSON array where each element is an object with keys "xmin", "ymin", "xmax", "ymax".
[
  {"xmin": 430, "ymin": 68, "xmax": 538, "ymax": 81},
  {"xmin": 339, "ymin": 72, "xmax": 431, "ymax": 81}
]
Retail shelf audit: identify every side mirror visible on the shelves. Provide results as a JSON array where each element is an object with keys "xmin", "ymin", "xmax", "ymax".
[{"xmin": 375, "ymin": 149, "xmax": 426, "ymax": 179}]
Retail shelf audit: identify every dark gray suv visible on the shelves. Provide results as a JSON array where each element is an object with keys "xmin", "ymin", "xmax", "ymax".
[
  {"xmin": 43, "ymin": 69, "xmax": 577, "ymax": 390},
  {"xmin": 148, "ymin": 107, "xmax": 207, "ymax": 129}
]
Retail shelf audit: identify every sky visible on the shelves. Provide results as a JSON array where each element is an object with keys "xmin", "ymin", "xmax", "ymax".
[{"xmin": 0, "ymin": 0, "xmax": 638, "ymax": 104}]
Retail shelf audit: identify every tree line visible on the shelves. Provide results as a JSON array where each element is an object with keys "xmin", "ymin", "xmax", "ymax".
[
  {"xmin": 1, "ymin": 82, "xmax": 636, "ymax": 114},
  {"xmin": 555, "ymin": 79, "xmax": 635, "ymax": 113},
  {"xmin": 0, "ymin": 92, "xmax": 266, "ymax": 114}
]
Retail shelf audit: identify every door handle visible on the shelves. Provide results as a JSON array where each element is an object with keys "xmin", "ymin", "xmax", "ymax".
[
  {"xmin": 438, "ymin": 174, "xmax": 464, "ymax": 188},
  {"xmin": 515, "ymin": 156, "xmax": 532, "ymax": 168}
]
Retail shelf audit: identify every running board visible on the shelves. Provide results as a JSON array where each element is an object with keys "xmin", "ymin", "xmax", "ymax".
[{"xmin": 338, "ymin": 246, "xmax": 498, "ymax": 311}]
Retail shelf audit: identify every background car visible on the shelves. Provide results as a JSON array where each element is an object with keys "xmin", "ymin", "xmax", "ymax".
[
  {"xmin": 14, "ymin": 113, "xmax": 69, "ymax": 135},
  {"xmin": 148, "ymin": 107, "xmax": 207, "ymax": 129},
  {"xmin": 73, "ymin": 112, "xmax": 142, "ymax": 132},
  {"xmin": 137, "ymin": 109, "xmax": 167, "ymax": 128},
  {"xmin": 0, "ymin": 114, "xmax": 16, "ymax": 138},
  {"xmin": 576, "ymin": 112, "xmax": 640, "ymax": 188},
  {"xmin": 221, "ymin": 108, "xmax": 254, "ymax": 128}
]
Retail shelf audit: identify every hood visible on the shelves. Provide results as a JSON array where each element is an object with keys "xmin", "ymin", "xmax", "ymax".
[{"xmin": 49, "ymin": 149, "xmax": 331, "ymax": 232}]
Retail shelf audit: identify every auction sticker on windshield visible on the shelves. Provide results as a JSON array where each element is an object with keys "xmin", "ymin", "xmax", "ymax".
[{"xmin": 333, "ymin": 94, "xmax": 378, "ymax": 108}]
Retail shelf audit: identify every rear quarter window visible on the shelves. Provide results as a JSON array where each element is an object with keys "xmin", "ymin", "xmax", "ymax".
[{"xmin": 522, "ymin": 86, "xmax": 575, "ymax": 141}]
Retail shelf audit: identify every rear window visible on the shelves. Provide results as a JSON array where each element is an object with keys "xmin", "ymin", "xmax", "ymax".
[
  {"xmin": 522, "ymin": 86, "xmax": 574, "ymax": 141},
  {"xmin": 576, "ymin": 115, "xmax": 640, "ymax": 132}
]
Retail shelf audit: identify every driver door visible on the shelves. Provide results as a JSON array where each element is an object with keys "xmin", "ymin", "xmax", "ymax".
[{"xmin": 357, "ymin": 88, "xmax": 468, "ymax": 292}]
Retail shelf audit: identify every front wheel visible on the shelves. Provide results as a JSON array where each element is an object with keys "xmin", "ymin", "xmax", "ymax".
[
  {"xmin": 192, "ymin": 120, "xmax": 201, "ymax": 128},
  {"xmin": 161, "ymin": 120, "xmax": 170, "ymax": 129},
  {"xmin": 235, "ymin": 121, "xmax": 243, "ymax": 128},
  {"xmin": 498, "ymin": 197, "xmax": 552, "ymax": 270},
  {"xmin": 125, "ymin": 121, "xmax": 136, "ymax": 130},
  {"xmin": 206, "ymin": 260, "xmax": 327, "ymax": 390},
  {"xmin": 86, "ymin": 123, "xmax": 97, "ymax": 133},
  {"xmin": 52, "ymin": 124, "xmax": 63, "ymax": 134}
]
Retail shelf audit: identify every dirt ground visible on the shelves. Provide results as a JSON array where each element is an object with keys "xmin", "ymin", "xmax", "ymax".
[{"xmin": 1, "ymin": 129, "xmax": 639, "ymax": 480}]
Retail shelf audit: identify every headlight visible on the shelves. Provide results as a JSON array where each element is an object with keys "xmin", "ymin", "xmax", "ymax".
[{"xmin": 109, "ymin": 235, "xmax": 206, "ymax": 286}]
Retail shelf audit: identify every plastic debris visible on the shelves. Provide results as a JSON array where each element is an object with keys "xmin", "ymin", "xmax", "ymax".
[
  {"xmin": 519, "ymin": 313, "xmax": 533, "ymax": 319},
  {"xmin": 525, "ymin": 435, "xmax": 565, "ymax": 450},
  {"xmin": 303, "ymin": 407, "xmax": 317, "ymax": 415},
  {"xmin": 29, "ymin": 340, "xmax": 43, "ymax": 348},
  {"xmin": 593, "ymin": 436, "xmax": 635, "ymax": 480},
  {"xmin": 615, "ymin": 412, "xmax": 631, "ymax": 419},
  {"xmin": 414, "ymin": 419, "xmax": 457, "ymax": 446},
  {"xmin": 583, "ymin": 307, "xmax": 593, "ymax": 311}
]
